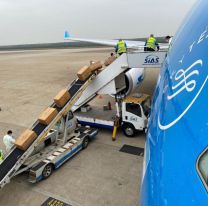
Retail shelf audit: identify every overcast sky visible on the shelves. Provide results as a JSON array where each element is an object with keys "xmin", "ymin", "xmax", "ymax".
[{"xmin": 0, "ymin": 0, "xmax": 197, "ymax": 46}]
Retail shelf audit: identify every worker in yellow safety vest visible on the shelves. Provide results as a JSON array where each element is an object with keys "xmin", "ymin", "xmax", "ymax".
[
  {"xmin": 115, "ymin": 39, "xmax": 127, "ymax": 56},
  {"xmin": 144, "ymin": 34, "xmax": 159, "ymax": 51},
  {"xmin": 0, "ymin": 149, "xmax": 4, "ymax": 164}
]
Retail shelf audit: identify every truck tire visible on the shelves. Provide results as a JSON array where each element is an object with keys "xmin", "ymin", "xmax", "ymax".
[
  {"xmin": 82, "ymin": 136, "xmax": 89, "ymax": 149},
  {"xmin": 42, "ymin": 164, "xmax": 54, "ymax": 179},
  {"xmin": 122, "ymin": 123, "xmax": 136, "ymax": 137}
]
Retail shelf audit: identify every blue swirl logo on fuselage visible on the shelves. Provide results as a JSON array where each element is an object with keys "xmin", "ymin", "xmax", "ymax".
[
  {"xmin": 167, "ymin": 60, "xmax": 201, "ymax": 100},
  {"xmin": 158, "ymin": 25, "xmax": 208, "ymax": 130}
]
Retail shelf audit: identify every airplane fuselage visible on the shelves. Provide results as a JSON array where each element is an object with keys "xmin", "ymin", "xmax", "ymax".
[{"xmin": 140, "ymin": 0, "xmax": 208, "ymax": 205}]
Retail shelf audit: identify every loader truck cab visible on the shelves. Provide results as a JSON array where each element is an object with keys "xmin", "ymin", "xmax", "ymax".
[
  {"xmin": 121, "ymin": 94, "xmax": 151, "ymax": 137},
  {"xmin": 75, "ymin": 94, "xmax": 151, "ymax": 137}
]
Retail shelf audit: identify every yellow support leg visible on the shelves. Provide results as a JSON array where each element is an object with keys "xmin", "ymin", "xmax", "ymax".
[
  {"xmin": 112, "ymin": 116, "xmax": 120, "ymax": 141},
  {"xmin": 112, "ymin": 126, "xmax": 117, "ymax": 141}
]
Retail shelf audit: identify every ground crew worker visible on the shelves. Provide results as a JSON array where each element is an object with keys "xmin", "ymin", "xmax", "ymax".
[
  {"xmin": 165, "ymin": 35, "xmax": 173, "ymax": 51},
  {"xmin": 165, "ymin": 35, "xmax": 172, "ymax": 45},
  {"xmin": 164, "ymin": 35, "xmax": 173, "ymax": 58},
  {"xmin": 0, "ymin": 149, "xmax": 4, "ymax": 164},
  {"xmin": 115, "ymin": 39, "xmax": 127, "ymax": 56},
  {"xmin": 3, "ymin": 130, "xmax": 15, "ymax": 152},
  {"xmin": 144, "ymin": 34, "xmax": 159, "ymax": 51}
]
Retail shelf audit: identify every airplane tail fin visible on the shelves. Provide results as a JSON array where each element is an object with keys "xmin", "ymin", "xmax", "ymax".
[{"xmin": 64, "ymin": 31, "xmax": 70, "ymax": 39}]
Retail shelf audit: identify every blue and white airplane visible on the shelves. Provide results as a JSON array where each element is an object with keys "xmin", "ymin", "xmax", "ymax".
[{"xmin": 140, "ymin": 0, "xmax": 208, "ymax": 205}]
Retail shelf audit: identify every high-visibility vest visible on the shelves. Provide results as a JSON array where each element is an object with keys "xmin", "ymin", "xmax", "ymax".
[
  {"xmin": 146, "ymin": 37, "xmax": 156, "ymax": 50},
  {"xmin": 117, "ymin": 40, "xmax": 127, "ymax": 54},
  {"xmin": 0, "ymin": 150, "xmax": 4, "ymax": 161}
]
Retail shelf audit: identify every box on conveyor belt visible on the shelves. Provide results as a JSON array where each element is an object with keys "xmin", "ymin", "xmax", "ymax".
[
  {"xmin": 104, "ymin": 56, "xmax": 116, "ymax": 66},
  {"xmin": 15, "ymin": 129, "xmax": 37, "ymax": 151},
  {"xmin": 38, "ymin": 107, "xmax": 58, "ymax": 125},
  {"xmin": 89, "ymin": 61, "xmax": 102, "ymax": 72},
  {"xmin": 54, "ymin": 89, "xmax": 71, "ymax": 107},
  {"xmin": 77, "ymin": 65, "xmax": 91, "ymax": 81}
]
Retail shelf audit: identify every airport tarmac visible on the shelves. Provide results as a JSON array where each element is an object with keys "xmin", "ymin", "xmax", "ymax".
[{"xmin": 0, "ymin": 48, "xmax": 159, "ymax": 206}]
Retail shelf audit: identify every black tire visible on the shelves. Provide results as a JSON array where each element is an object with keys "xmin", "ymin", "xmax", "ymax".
[
  {"xmin": 42, "ymin": 164, "xmax": 54, "ymax": 179},
  {"xmin": 82, "ymin": 136, "xmax": 89, "ymax": 149},
  {"xmin": 122, "ymin": 123, "xmax": 136, "ymax": 137}
]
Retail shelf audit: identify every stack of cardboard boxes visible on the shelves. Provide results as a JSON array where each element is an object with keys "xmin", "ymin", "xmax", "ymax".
[
  {"xmin": 77, "ymin": 61, "xmax": 102, "ymax": 81},
  {"xmin": 104, "ymin": 56, "xmax": 116, "ymax": 66},
  {"xmin": 38, "ymin": 107, "xmax": 58, "ymax": 125},
  {"xmin": 77, "ymin": 56, "xmax": 117, "ymax": 81},
  {"xmin": 15, "ymin": 130, "xmax": 37, "ymax": 151},
  {"xmin": 89, "ymin": 61, "xmax": 102, "ymax": 73},
  {"xmin": 15, "ymin": 107, "xmax": 58, "ymax": 151},
  {"xmin": 54, "ymin": 89, "xmax": 71, "ymax": 107},
  {"xmin": 77, "ymin": 65, "xmax": 92, "ymax": 81},
  {"xmin": 15, "ymin": 88, "xmax": 72, "ymax": 151}
]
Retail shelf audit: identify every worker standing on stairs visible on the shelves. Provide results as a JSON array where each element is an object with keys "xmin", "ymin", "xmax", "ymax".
[
  {"xmin": 115, "ymin": 39, "xmax": 127, "ymax": 56},
  {"xmin": 3, "ymin": 130, "xmax": 15, "ymax": 152},
  {"xmin": 144, "ymin": 34, "xmax": 159, "ymax": 51}
]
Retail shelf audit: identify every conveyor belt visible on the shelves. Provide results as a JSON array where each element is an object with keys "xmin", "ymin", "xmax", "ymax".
[
  {"xmin": 32, "ymin": 79, "xmax": 85, "ymax": 137},
  {"xmin": 68, "ymin": 79, "xmax": 85, "ymax": 96},
  {"xmin": 33, "ymin": 123, "xmax": 47, "ymax": 136},
  {"xmin": 0, "ymin": 148, "xmax": 24, "ymax": 182},
  {"xmin": 0, "ymin": 78, "xmax": 88, "ymax": 187}
]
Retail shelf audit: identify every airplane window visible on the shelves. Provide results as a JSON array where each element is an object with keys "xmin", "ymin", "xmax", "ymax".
[
  {"xmin": 126, "ymin": 103, "xmax": 141, "ymax": 117},
  {"xmin": 197, "ymin": 147, "xmax": 208, "ymax": 190}
]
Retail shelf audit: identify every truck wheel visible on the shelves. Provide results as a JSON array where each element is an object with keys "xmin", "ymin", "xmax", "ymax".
[
  {"xmin": 82, "ymin": 137, "xmax": 89, "ymax": 149},
  {"xmin": 122, "ymin": 123, "xmax": 136, "ymax": 137},
  {"xmin": 42, "ymin": 164, "xmax": 54, "ymax": 179}
]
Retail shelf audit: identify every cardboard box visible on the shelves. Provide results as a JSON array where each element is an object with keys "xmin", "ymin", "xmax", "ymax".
[
  {"xmin": 89, "ymin": 61, "xmax": 102, "ymax": 72},
  {"xmin": 15, "ymin": 129, "xmax": 37, "ymax": 151},
  {"xmin": 54, "ymin": 89, "xmax": 71, "ymax": 107},
  {"xmin": 104, "ymin": 56, "xmax": 116, "ymax": 66},
  {"xmin": 38, "ymin": 107, "xmax": 58, "ymax": 125},
  {"xmin": 77, "ymin": 65, "xmax": 91, "ymax": 81}
]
